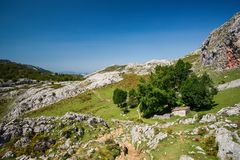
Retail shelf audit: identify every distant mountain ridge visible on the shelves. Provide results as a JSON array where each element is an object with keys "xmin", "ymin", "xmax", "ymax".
[{"xmin": 0, "ymin": 59, "xmax": 84, "ymax": 81}]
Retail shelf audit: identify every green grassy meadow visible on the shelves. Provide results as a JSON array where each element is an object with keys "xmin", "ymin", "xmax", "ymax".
[{"xmin": 25, "ymin": 73, "xmax": 240, "ymax": 125}]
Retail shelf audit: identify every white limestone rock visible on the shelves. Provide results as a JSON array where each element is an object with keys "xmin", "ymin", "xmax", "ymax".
[{"xmin": 215, "ymin": 127, "xmax": 240, "ymax": 160}]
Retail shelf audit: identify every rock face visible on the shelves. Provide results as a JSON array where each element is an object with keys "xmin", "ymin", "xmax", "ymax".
[
  {"xmin": 215, "ymin": 127, "xmax": 240, "ymax": 160},
  {"xmin": 200, "ymin": 12, "xmax": 240, "ymax": 70}
]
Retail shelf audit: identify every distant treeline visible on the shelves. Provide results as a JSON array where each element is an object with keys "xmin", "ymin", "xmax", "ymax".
[{"xmin": 0, "ymin": 60, "xmax": 84, "ymax": 82}]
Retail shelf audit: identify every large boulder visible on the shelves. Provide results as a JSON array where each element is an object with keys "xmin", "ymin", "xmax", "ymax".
[
  {"xmin": 179, "ymin": 114, "xmax": 198, "ymax": 124},
  {"xmin": 179, "ymin": 155, "xmax": 194, "ymax": 160},
  {"xmin": 199, "ymin": 114, "xmax": 216, "ymax": 123},
  {"xmin": 215, "ymin": 127, "xmax": 240, "ymax": 160},
  {"xmin": 217, "ymin": 104, "xmax": 240, "ymax": 116}
]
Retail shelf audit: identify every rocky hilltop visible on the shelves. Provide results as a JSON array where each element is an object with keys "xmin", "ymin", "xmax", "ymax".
[
  {"xmin": 200, "ymin": 12, "xmax": 240, "ymax": 70},
  {"xmin": 88, "ymin": 59, "xmax": 171, "ymax": 76}
]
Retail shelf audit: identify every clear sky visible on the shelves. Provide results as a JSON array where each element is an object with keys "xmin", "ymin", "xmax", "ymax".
[{"xmin": 0, "ymin": 0, "xmax": 239, "ymax": 73}]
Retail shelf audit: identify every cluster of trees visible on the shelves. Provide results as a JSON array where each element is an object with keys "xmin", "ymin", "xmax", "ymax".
[
  {"xmin": 112, "ymin": 88, "xmax": 138, "ymax": 114},
  {"xmin": 113, "ymin": 60, "xmax": 217, "ymax": 118},
  {"xmin": 0, "ymin": 60, "xmax": 84, "ymax": 82}
]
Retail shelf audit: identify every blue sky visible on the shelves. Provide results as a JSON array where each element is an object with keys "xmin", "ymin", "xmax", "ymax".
[{"xmin": 0, "ymin": 0, "xmax": 239, "ymax": 73}]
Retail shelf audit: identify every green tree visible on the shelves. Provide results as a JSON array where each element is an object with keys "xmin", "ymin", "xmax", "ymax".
[
  {"xmin": 180, "ymin": 73, "xmax": 217, "ymax": 111},
  {"xmin": 137, "ymin": 82, "xmax": 168, "ymax": 118},
  {"xmin": 173, "ymin": 59, "xmax": 192, "ymax": 89},
  {"xmin": 127, "ymin": 89, "xmax": 139, "ymax": 108},
  {"xmin": 113, "ymin": 88, "xmax": 128, "ymax": 107}
]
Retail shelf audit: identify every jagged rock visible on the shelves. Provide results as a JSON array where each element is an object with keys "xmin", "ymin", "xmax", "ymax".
[
  {"xmin": 16, "ymin": 155, "xmax": 30, "ymax": 160},
  {"xmin": 34, "ymin": 138, "xmax": 56, "ymax": 152},
  {"xmin": 77, "ymin": 128, "xmax": 84, "ymax": 137},
  {"xmin": 131, "ymin": 124, "xmax": 167, "ymax": 149},
  {"xmin": 217, "ymin": 103, "xmax": 240, "ymax": 116},
  {"xmin": 196, "ymin": 146, "xmax": 206, "ymax": 155},
  {"xmin": 147, "ymin": 132, "xmax": 168, "ymax": 149},
  {"xmin": 2, "ymin": 151, "xmax": 14, "ymax": 159},
  {"xmin": 179, "ymin": 114, "xmax": 198, "ymax": 124},
  {"xmin": 215, "ymin": 127, "xmax": 240, "ymax": 160},
  {"xmin": 67, "ymin": 148, "xmax": 75, "ymax": 155},
  {"xmin": 179, "ymin": 155, "xmax": 194, "ymax": 160},
  {"xmin": 200, "ymin": 12, "xmax": 240, "ymax": 69},
  {"xmin": 0, "ymin": 113, "xmax": 108, "ymax": 146},
  {"xmin": 14, "ymin": 137, "xmax": 30, "ymax": 148},
  {"xmin": 60, "ymin": 139, "xmax": 72, "ymax": 150},
  {"xmin": 199, "ymin": 114, "xmax": 216, "ymax": 123}
]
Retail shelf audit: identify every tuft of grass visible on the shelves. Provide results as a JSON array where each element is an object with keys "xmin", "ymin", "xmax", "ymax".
[
  {"xmin": 211, "ymin": 87, "xmax": 240, "ymax": 113},
  {"xmin": 209, "ymin": 68, "xmax": 240, "ymax": 85},
  {"xmin": 99, "ymin": 65, "xmax": 126, "ymax": 73},
  {"xmin": 0, "ymin": 99, "xmax": 13, "ymax": 121},
  {"xmin": 49, "ymin": 83, "xmax": 64, "ymax": 89},
  {"xmin": 182, "ymin": 53, "xmax": 200, "ymax": 64}
]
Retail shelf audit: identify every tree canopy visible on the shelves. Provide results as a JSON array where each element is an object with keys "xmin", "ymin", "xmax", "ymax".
[{"xmin": 137, "ymin": 59, "xmax": 217, "ymax": 118}]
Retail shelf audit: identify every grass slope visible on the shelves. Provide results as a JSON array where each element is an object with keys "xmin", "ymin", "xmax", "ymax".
[
  {"xmin": 0, "ymin": 99, "xmax": 13, "ymax": 121},
  {"xmin": 25, "ymin": 74, "xmax": 143, "ymax": 123},
  {"xmin": 25, "ymin": 74, "xmax": 240, "ymax": 124}
]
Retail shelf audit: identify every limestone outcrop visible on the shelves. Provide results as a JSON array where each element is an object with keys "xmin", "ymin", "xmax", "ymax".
[{"xmin": 200, "ymin": 12, "xmax": 240, "ymax": 70}]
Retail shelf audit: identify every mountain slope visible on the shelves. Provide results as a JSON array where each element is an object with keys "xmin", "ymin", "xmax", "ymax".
[
  {"xmin": 0, "ymin": 59, "xmax": 84, "ymax": 82},
  {"xmin": 1, "ymin": 12, "xmax": 240, "ymax": 160},
  {"xmin": 200, "ymin": 12, "xmax": 240, "ymax": 70}
]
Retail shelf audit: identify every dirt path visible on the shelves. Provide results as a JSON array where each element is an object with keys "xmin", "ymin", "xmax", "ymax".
[
  {"xmin": 116, "ymin": 140, "xmax": 143, "ymax": 160},
  {"xmin": 96, "ymin": 125, "xmax": 143, "ymax": 160}
]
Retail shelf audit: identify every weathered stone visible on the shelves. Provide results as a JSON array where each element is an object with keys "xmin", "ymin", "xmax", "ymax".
[
  {"xmin": 131, "ymin": 124, "xmax": 167, "ymax": 150},
  {"xmin": 200, "ymin": 12, "xmax": 240, "ymax": 70},
  {"xmin": 199, "ymin": 114, "xmax": 216, "ymax": 123},
  {"xmin": 179, "ymin": 114, "xmax": 198, "ymax": 124},
  {"xmin": 16, "ymin": 155, "xmax": 30, "ymax": 160},
  {"xmin": 147, "ymin": 132, "xmax": 168, "ymax": 149},
  {"xmin": 2, "ymin": 151, "xmax": 14, "ymax": 159},
  {"xmin": 179, "ymin": 155, "xmax": 194, "ymax": 160},
  {"xmin": 14, "ymin": 137, "xmax": 30, "ymax": 148},
  {"xmin": 217, "ymin": 103, "xmax": 240, "ymax": 116},
  {"xmin": 215, "ymin": 127, "xmax": 240, "ymax": 160}
]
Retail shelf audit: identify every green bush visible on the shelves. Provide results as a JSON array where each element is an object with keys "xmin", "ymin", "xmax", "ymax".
[
  {"xmin": 113, "ymin": 88, "xmax": 127, "ymax": 107},
  {"xmin": 127, "ymin": 89, "xmax": 139, "ymax": 108},
  {"xmin": 180, "ymin": 73, "xmax": 217, "ymax": 111}
]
